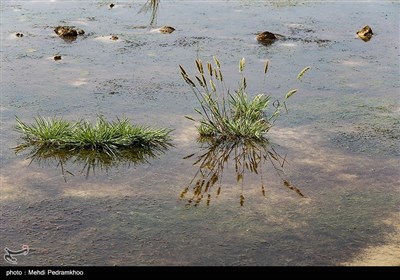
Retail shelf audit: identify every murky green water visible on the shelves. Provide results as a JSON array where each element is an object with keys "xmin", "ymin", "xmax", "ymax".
[{"xmin": 1, "ymin": 1, "xmax": 399, "ymax": 265}]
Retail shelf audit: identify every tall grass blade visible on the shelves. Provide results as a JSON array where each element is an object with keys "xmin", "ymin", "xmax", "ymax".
[{"xmin": 297, "ymin": 66, "xmax": 311, "ymax": 80}]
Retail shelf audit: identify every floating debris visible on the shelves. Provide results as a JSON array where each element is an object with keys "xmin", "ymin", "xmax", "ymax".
[
  {"xmin": 53, "ymin": 55, "xmax": 62, "ymax": 61},
  {"xmin": 356, "ymin": 25, "xmax": 373, "ymax": 42},
  {"xmin": 159, "ymin": 26, "xmax": 175, "ymax": 34},
  {"xmin": 16, "ymin": 32, "xmax": 24, "ymax": 37},
  {"xmin": 110, "ymin": 35, "xmax": 119, "ymax": 40}
]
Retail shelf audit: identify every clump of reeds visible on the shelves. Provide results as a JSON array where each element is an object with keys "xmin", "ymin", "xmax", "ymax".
[
  {"xmin": 180, "ymin": 57, "xmax": 309, "ymax": 142},
  {"xmin": 15, "ymin": 115, "xmax": 172, "ymax": 155}
]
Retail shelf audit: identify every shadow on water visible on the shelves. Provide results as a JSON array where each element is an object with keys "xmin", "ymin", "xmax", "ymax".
[
  {"xmin": 14, "ymin": 143, "xmax": 170, "ymax": 181},
  {"xmin": 181, "ymin": 138, "xmax": 304, "ymax": 207}
]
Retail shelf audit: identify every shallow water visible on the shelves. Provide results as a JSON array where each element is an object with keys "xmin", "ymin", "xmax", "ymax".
[{"xmin": 1, "ymin": 1, "xmax": 399, "ymax": 265}]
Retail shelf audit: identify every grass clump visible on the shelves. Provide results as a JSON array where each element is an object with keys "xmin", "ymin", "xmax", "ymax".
[
  {"xmin": 15, "ymin": 115, "xmax": 172, "ymax": 155},
  {"xmin": 180, "ymin": 57, "xmax": 309, "ymax": 142}
]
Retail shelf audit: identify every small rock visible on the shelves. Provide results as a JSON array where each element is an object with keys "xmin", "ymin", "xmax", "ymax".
[
  {"xmin": 54, "ymin": 55, "xmax": 62, "ymax": 61},
  {"xmin": 54, "ymin": 26, "xmax": 84, "ymax": 38},
  {"xmin": 54, "ymin": 26, "xmax": 77, "ymax": 37},
  {"xmin": 159, "ymin": 26, "xmax": 175, "ymax": 34},
  {"xmin": 256, "ymin": 31, "xmax": 279, "ymax": 46},
  {"xmin": 257, "ymin": 31, "xmax": 277, "ymax": 41},
  {"xmin": 356, "ymin": 25, "xmax": 373, "ymax": 42}
]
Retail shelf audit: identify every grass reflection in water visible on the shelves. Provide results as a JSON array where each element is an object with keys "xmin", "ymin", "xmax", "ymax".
[
  {"xmin": 181, "ymin": 138, "xmax": 304, "ymax": 207},
  {"xmin": 14, "ymin": 143, "xmax": 170, "ymax": 180}
]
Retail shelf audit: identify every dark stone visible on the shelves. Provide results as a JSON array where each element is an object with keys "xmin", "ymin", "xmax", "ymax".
[
  {"xmin": 357, "ymin": 25, "xmax": 373, "ymax": 42},
  {"xmin": 54, "ymin": 26, "xmax": 85, "ymax": 39},
  {"xmin": 257, "ymin": 31, "xmax": 277, "ymax": 41},
  {"xmin": 159, "ymin": 26, "xmax": 175, "ymax": 34},
  {"xmin": 256, "ymin": 31, "xmax": 280, "ymax": 46}
]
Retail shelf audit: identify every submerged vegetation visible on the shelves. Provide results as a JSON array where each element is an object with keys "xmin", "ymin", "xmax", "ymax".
[
  {"xmin": 180, "ymin": 57, "xmax": 309, "ymax": 142},
  {"xmin": 181, "ymin": 138, "xmax": 304, "ymax": 207}
]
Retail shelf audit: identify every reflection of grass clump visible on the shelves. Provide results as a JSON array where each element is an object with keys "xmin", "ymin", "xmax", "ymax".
[
  {"xmin": 15, "ymin": 116, "xmax": 172, "ymax": 155},
  {"xmin": 181, "ymin": 138, "xmax": 304, "ymax": 207},
  {"xmin": 180, "ymin": 57, "xmax": 309, "ymax": 141},
  {"xmin": 15, "ymin": 142, "xmax": 168, "ymax": 180}
]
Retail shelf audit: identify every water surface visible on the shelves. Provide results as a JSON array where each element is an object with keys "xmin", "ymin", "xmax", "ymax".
[{"xmin": 1, "ymin": 0, "xmax": 399, "ymax": 265}]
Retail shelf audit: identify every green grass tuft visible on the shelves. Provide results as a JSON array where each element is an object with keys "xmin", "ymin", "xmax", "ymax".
[
  {"xmin": 180, "ymin": 57, "xmax": 309, "ymax": 142},
  {"xmin": 15, "ymin": 116, "xmax": 172, "ymax": 155}
]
